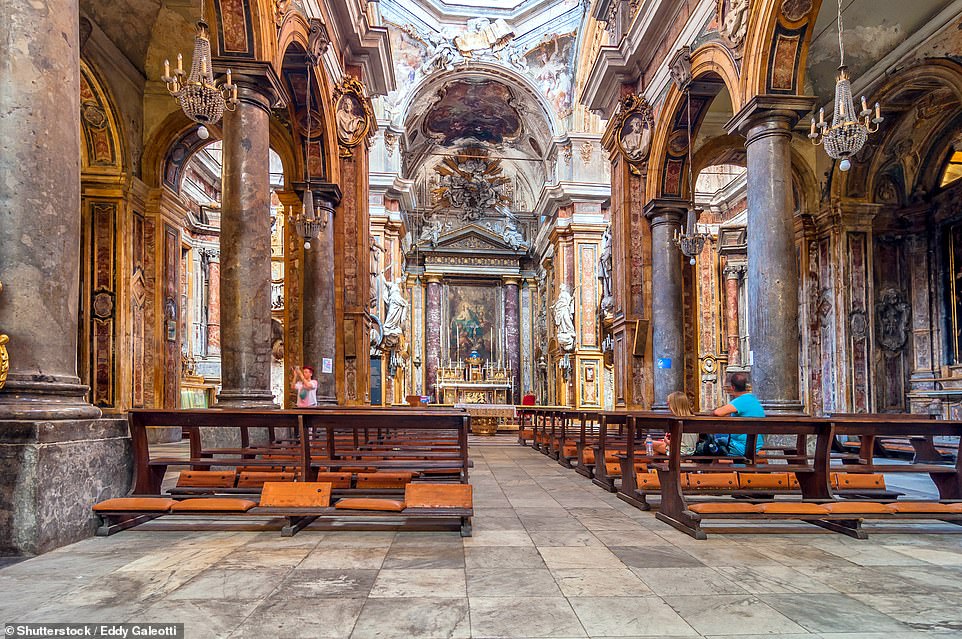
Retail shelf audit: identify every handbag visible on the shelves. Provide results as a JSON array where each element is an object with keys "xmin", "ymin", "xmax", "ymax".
[{"xmin": 694, "ymin": 434, "xmax": 731, "ymax": 456}]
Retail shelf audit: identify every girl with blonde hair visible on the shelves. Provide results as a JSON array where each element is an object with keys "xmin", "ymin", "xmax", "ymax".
[{"xmin": 652, "ymin": 391, "xmax": 698, "ymax": 455}]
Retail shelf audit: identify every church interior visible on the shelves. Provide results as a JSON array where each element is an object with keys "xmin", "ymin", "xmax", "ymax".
[{"xmin": 4, "ymin": 0, "xmax": 962, "ymax": 635}]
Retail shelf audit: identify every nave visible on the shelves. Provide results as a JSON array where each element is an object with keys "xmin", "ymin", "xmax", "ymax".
[{"xmin": 3, "ymin": 442, "xmax": 961, "ymax": 638}]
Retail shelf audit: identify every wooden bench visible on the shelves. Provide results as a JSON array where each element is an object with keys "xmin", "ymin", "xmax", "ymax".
[{"xmin": 94, "ymin": 481, "xmax": 474, "ymax": 537}]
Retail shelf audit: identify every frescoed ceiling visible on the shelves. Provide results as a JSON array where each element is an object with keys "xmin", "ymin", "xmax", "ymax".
[{"xmin": 424, "ymin": 80, "xmax": 523, "ymax": 145}]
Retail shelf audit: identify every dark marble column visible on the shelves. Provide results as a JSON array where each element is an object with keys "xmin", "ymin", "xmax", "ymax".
[
  {"xmin": 645, "ymin": 202, "xmax": 686, "ymax": 410},
  {"xmin": 729, "ymin": 98, "xmax": 814, "ymax": 413},
  {"xmin": 216, "ymin": 72, "xmax": 280, "ymax": 408},
  {"xmin": 0, "ymin": 0, "xmax": 99, "ymax": 420},
  {"xmin": 301, "ymin": 183, "xmax": 340, "ymax": 404},
  {"xmin": 425, "ymin": 276, "xmax": 442, "ymax": 402},
  {"xmin": 504, "ymin": 278, "xmax": 521, "ymax": 404},
  {"xmin": 723, "ymin": 263, "xmax": 744, "ymax": 366},
  {"xmin": 0, "ymin": 0, "xmax": 132, "ymax": 555}
]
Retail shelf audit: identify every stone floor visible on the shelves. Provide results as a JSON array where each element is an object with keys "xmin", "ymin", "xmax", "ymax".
[{"xmin": 3, "ymin": 441, "xmax": 962, "ymax": 638}]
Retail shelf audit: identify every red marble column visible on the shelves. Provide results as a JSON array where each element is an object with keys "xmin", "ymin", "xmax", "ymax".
[
  {"xmin": 425, "ymin": 276, "xmax": 442, "ymax": 402},
  {"xmin": 504, "ymin": 278, "xmax": 521, "ymax": 404},
  {"xmin": 723, "ymin": 263, "xmax": 743, "ymax": 367},
  {"xmin": 207, "ymin": 256, "xmax": 221, "ymax": 356}
]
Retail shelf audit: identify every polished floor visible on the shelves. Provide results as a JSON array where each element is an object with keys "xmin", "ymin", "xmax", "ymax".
[{"xmin": 3, "ymin": 441, "xmax": 962, "ymax": 638}]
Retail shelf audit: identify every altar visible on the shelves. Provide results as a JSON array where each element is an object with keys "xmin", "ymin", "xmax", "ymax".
[{"xmin": 435, "ymin": 356, "xmax": 513, "ymax": 405}]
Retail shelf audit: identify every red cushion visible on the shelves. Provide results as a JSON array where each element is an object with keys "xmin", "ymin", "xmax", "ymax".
[{"xmin": 688, "ymin": 502, "xmax": 762, "ymax": 514}]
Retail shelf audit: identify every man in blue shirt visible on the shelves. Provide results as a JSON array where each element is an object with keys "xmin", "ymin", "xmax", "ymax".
[{"xmin": 712, "ymin": 371, "xmax": 765, "ymax": 456}]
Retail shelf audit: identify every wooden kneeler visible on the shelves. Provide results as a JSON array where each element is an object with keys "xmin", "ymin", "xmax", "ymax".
[{"xmin": 253, "ymin": 482, "xmax": 333, "ymax": 537}]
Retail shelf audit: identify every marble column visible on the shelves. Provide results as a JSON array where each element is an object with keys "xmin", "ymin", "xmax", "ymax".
[
  {"xmin": 0, "ymin": 0, "xmax": 131, "ymax": 554},
  {"xmin": 729, "ymin": 98, "xmax": 813, "ymax": 413},
  {"xmin": 301, "ymin": 183, "xmax": 340, "ymax": 404},
  {"xmin": 645, "ymin": 202, "xmax": 686, "ymax": 410},
  {"xmin": 504, "ymin": 278, "xmax": 521, "ymax": 403},
  {"xmin": 207, "ymin": 252, "xmax": 221, "ymax": 356},
  {"xmin": 723, "ymin": 263, "xmax": 744, "ymax": 367},
  {"xmin": 0, "ymin": 0, "xmax": 100, "ymax": 421},
  {"xmin": 425, "ymin": 276, "xmax": 442, "ymax": 402},
  {"xmin": 216, "ymin": 73, "xmax": 279, "ymax": 408}
]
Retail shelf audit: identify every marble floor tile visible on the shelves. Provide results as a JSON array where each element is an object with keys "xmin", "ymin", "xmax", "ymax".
[
  {"xmin": 714, "ymin": 565, "xmax": 838, "ymax": 594},
  {"xmin": 467, "ymin": 568, "xmax": 562, "ymax": 597},
  {"xmin": 538, "ymin": 546, "xmax": 626, "ymax": 570},
  {"xmin": 466, "ymin": 546, "xmax": 548, "ymax": 569},
  {"xmin": 217, "ymin": 547, "xmax": 312, "ymax": 569},
  {"xmin": 139, "ymin": 599, "xmax": 261, "ymax": 639},
  {"xmin": 463, "ymin": 529, "xmax": 535, "ymax": 547},
  {"xmin": 849, "ymin": 593, "xmax": 962, "ymax": 633},
  {"xmin": 469, "ymin": 596, "xmax": 587, "ymax": 638},
  {"xmin": 369, "ymin": 568, "xmax": 467, "ymax": 598},
  {"xmin": 229, "ymin": 596, "xmax": 365, "ymax": 638},
  {"xmin": 608, "ymin": 546, "xmax": 705, "ymax": 569},
  {"xmin": 350, "ymin": 597, "xmax": 471, "ymax": 639},
  {"xmin": 663, "ymin": 594, "xmax": 808, "ymax": 636},
  {"xmin": 272, "ymin": 569, "xmax": 379, "ymax": 599},
  {"xmin": 567, "ymin": 596, "xmax": 698, "ymax": 637},
  {"xmin": 551, "ymin": 568, "xmax": 650, "ymax": 597},
  {"xmin": 382, "ymin": 544, "xmax": 465, "ymax": 569},
  {"xmin": 760, "ymin": 593, "xmax": 910, "ymax": 634},
  {"xmin": 167, "ymin": 568, "xmax": 289, "ymax": 600},
  {"xmin": 529, "ymin": 531, "xmax": 604, "ymax": 547},
  {"xmin": 298, "ymin": 546, "xmax": 389, "ymax": 570},
  {"xmin": 632, "ymin": 567, "xmax": 748, "ymax": 596}
]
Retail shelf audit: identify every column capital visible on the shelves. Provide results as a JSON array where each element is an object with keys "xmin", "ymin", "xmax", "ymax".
[
  {"xmin": 502, "ymin": 276, "xmax": 521, "ymax": 287},
  {"xmin": 213, "ymin": 60, "xmax": 287, "ymax": 112},
  {"xmin": 293, "ymin": 180, "xmax": 342, "ymax": 209},
  {"xmin": 643, "ymin": 199, "xmax": 687, "ymax": 226},
  {"xmin": 723, "ymin": 263, "xmax": 746, "ymax": 280},
  {"xmin": 425, "ymin": 274, "xmax": 443, "ymax": 284},
  {"xmin": 725, "ymin": 94, "xmax": 818, "ymax": 140}
]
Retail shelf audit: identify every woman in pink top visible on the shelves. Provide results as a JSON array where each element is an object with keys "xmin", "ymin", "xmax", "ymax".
[{"xmin": 292, "ymin": 365, "xmax": 318, "ymax": 407}]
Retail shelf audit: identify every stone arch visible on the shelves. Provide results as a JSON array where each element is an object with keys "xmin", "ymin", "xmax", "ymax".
[
  {"xmin": 646, "ymin": 44, "xmax": 742, "ymax": 201},
  {"xmin": 79, "ymin": 59, "xmax": 125, "ymax": 175},
  {"xmin": 741, "ymin": 0, "xmax": 824, "ymax": 100},
  {"xmin": 206, "ymin": 0, "xmax": 276, "ymax": 61}
]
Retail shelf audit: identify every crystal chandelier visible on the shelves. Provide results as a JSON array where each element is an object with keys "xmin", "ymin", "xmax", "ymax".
[
  {"xmin": 161, "ymin": 20, "xmax": 237, "ymax": 140},
  {"xmin": 808, "ymin": 0, "xmax": 882, "ymax": 171},
  {"xmin": 289, "ymin": 59, "xmax": 325, "ymax": 249},
  {"xmin": 673, "ymin": 87, "xmax": 709, "ymax": 265}
]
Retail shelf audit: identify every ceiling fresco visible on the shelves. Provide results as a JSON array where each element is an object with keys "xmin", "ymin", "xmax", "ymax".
[{"xmin": 424, "ymin": 80, "xmax": 523, "ymax": 145}]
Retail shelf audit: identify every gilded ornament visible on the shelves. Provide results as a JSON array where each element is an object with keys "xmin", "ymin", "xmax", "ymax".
[
  {"xmin": 334, "ymin": 76, "xmax": 375, "ymax": 157},
  {"xmin": 612, "ymin": 93, "xmax": 654, "ymax": 166}
]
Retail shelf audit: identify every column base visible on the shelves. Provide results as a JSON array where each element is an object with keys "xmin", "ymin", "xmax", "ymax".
[
  {"xmin": 0, "ymin": 417, "xmax": 131, "ymax": 555},
  {"xmin": 759, "ymin": 398, "xmax": 806, "ymax": 415},
  {"xmin": 215, "ymin": 389, "xmax": 278, "ymax": 409},
  {"xmin": 0, "ymin": 378, "xmax": 102, "ymax": 421}
]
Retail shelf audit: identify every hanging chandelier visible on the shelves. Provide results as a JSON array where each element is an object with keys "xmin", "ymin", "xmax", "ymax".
[
  {"xmin": 161, "ymin": 20, "xmax": 237, "ymax": 140},
  {"xmin": 289, "ymin": 59, "xmax": 325, "ymax": 249},
  {"xmin": 673, "ymin": 88, "xmax": 710, "ymax": 265},
  {"xmin": 808, "ymin": 0, "xmax": 882, "ymax": 171}
]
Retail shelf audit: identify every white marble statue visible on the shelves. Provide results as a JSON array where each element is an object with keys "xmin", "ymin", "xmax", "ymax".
[
  {"xmin": 421, "ymin": 29, "xmax": 462, "ymax": 73},
  {"xmin": 381, "ymin": 275, "xmax": 409, "ymax": 347},
  {"xmin": 501, "ymin": 220, "xmax": 529, "ymax": 251},
  {"xmin": 552, "ymin": 284, "xmax": 576, "ymax": 352},
  {"xmin": 598, "ymin": 225, "xmax": 613, "ymax": 313},
  {"xmin": 721, "ymin": 0, "xmax": 750, "ymax": 46}
]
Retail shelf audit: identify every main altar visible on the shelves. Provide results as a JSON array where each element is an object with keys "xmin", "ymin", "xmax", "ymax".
[{"xmin": 436, "ymin": 352, "xmax": 513, "ymax": 404}]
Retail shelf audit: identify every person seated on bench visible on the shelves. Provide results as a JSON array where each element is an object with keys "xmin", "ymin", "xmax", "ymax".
[
  {"xmin": 710, "ymin": 372, "xmax": 765, "ymax": 456},
  {"xmin": 652, "ymin": 392, "xmax": 698, "ymax": 456}
]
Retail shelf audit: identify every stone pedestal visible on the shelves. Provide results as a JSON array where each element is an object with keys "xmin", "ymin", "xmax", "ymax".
[
  {"xmin": 300, "ymin": 183, "xmax": 341, "ymax": 404},
  {"xmin": 216, "ymin": 74, "xmax": 280, "ymax": 408},
  {"xmin": 646, "ymin": 202, "xmax": 686, "ymax": 410},
  {"xmin": 0, "ymin": 419, "xmax": 132, "ymax": 555}
]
